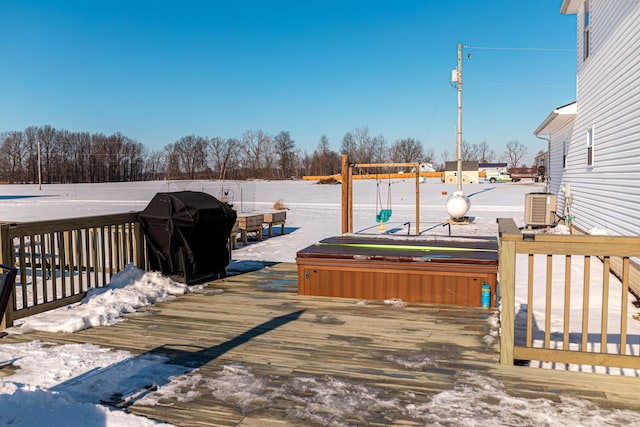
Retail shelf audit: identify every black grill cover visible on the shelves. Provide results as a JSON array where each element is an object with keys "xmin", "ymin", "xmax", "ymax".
[{"xmin": 139, "ymin": 191, "xmax": 237, "ymax": 285}]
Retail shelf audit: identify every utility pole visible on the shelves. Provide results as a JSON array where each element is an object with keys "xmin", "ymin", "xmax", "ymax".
[
  {"xmin": 446, "ymin": 41, "xmax": 471, "ymax": 221},
  {"xmin": 456, "ymin": 41, "xmax": 463, "ymax": 192}
]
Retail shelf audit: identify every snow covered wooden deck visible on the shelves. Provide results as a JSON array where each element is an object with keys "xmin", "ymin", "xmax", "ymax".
[{"xmin": 5, "ymin": 262, "xmax": 640, "ymax": 425}]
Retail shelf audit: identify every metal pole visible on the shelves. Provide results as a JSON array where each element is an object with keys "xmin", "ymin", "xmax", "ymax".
[
  {"xmin": 535, "ymin": 134, "xmax": 552, "ymax": 194},
  {"xmin": 415, "ymin": 164, "xmax": 420, "ymax": 235},
  {"xmin": 37, "ymin": 140, "xmax": 42, "ymax": 190},
  {"xmin": 456, "ymin": 41, "xmax": 463, "ymax": 192}
]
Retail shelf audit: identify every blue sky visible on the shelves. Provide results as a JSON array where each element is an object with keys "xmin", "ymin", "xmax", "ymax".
[{"xmin": 0, "ymin": 1, "xmax": 576, "ymax": 161}]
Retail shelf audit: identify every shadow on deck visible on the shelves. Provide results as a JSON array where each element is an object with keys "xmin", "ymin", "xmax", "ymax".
[{"xmin": 6, "ymin": 262, "xmax": 640, "ymax": 425}]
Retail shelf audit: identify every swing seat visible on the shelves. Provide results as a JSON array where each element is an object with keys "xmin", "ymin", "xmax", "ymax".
[{"xmin": 376, "ymin": 209, "xmax": 392, "ymax": 223}]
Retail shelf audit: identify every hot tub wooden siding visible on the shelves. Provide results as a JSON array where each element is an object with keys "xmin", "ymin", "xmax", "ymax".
[{"xmin": 296, "ymin": 236, "xmax": 498, "ymax": 307}]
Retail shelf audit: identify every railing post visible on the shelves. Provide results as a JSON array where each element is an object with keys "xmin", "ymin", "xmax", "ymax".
[
  {"xmin": 341, "ymin": 154, "xmax": 349, "ymax": 234},
  {"xmin": 499, "ymin": 237, "xmax": 516, "ymax": 365},
  {"xmin": 0, "ymin": 224, "xmax": 14, "ymax": 329},
  {"xmin": 134, "ymin": 221, "xmax": 146, "ymax": 270},
  {"xmin": 0, "ymin": 224, "xmax": 14, "ymax": 269}
]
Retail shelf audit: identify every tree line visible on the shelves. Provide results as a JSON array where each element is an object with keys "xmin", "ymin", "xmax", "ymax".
[{"xmin": 0, "ymin": 124, "xmax": 532, "ymax": 184}]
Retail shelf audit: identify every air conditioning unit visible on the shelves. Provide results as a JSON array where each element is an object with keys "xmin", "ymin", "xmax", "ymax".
[{"xmin": 525, "ymin": 193, "xmax": 557, "ymax": 226}]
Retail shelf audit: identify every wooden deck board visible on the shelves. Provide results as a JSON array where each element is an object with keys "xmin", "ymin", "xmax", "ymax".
[{"xmin": 4, "ymin": 262, "xmax": 640, "ymax": 425}]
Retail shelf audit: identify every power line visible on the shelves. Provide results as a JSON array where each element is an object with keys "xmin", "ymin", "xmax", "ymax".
[
  {"xmin": 470, "ymin": 81, "xmax": 575, "ymax": 89},
  {"xmin": 464, "ymin": 45, "xmax": 574, "ymax": 52}
]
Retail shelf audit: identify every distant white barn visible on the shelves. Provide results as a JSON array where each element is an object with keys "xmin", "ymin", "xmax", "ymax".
[{"xmin": 534, "ymin": 0, "xmax": 640, "ymax": 238}]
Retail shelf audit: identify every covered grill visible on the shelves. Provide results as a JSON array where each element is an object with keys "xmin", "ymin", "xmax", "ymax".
[{"xmin": 139, "ymin": 191, "xmax": 237, "ymax": 285}]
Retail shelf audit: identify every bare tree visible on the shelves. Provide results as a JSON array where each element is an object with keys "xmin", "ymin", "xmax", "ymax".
[
  {"xmin": 121, "ymin": 139, "xmax": 146, "ymax": 181},
  {"xmin": 145, "ymin": 149, "xmax": 167, "ymax": 180},
  {"xmin": 503, "ymin": 140, "xmax": 528, "ymax": 168},
  {"xmin": 310, "ymin": 134, "xmax": 340, "ymax": 176},
  {"xmin": 274, "ymin": 130, "xmax": 296, "ymax": 179},
  {"xmin": 424, "ymin": 147, "xmax": 436, "ymax": 163},
  {"xmin": 262, "ymin": 134, "xmax": 277, "ymax": 179},
  {"xmin": 0, "ymin": 131, "xmax": 25, "ymax": 183},
  {"xmin": 24, "ymin": 126, "xmax": 38, "ymax": 184},
  {"xmin": 340, "ymin": 131, "xmax": 356, "ymax": 160},
  {"xmin": 355, "ymin": 127, "xmax": 375, "ymax": 164},
  {"xmin": 37, "ymin": 125, "xmax": 57, "ymax": 183},
  {"xmin": 476, "ymin": 141, "xmax": 496, "ymax": 163},
  {"xmin": 209, "ymin": 137, "xmax": 238, "ymax": 180},
  {"xmin": 0, "ymin": 125, "xmax": 165, "ymax": 183},
  {"xmin": 371, "ymin": 134, "xmax": 387, "ymax": 164},
  {"xmin": 461, "ymin": 141, "xmax": 477, "ymax": 161},
  {"xmin": 242, "ymin": 129, "xmax": 270, "ymax": 178},
  {"xmin": 389, "ymin": 137, "xmax": 424, "ymax": 163},
  {"xmin": 318, "ymin": 134, "xmax": 330, "ymax": 154},
  {"xmin": 173, "ymin": 135, "xmax": 208, "ymax": 179},
  {"xmin": 439, "ymin": 150, "xmax": 451, "ymax": 171},
  {"xmin": 312, "ymin": 135, "xmax": 331, "ymax": 176},
  {"xmin": 91, "ymin": 133, "xmax": 109, "ymax": 182},
  {"xmin": 164, "ymin": 143, "xmax": 181, "ymax": 180},
  {"xmin": 56, "ymin": 129, "xmax": 74, "ymax": 183},
  {"xmin": 459, "ymin": 141, "xmax": 496, "ymax": 163},
  {"xmin": 73, "ymin": 132, "xmax": 92, "ymax": 182},
  {"xmin": 0, "ymin": 124, "xmax": 394, "ymax": 183},
  {"xmin": 105, "ymin": 133, "xmax": 124, "ymax": 181},
  {"xmin": 209, "ymin": 137, "xmax": 224, "ymax": 178},
  {"xmin": 341, "ymin": 127, "xmax": 387, "ymax": 167}
]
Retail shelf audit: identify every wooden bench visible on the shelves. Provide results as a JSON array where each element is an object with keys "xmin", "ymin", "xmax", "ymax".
[
  {"xmin": 229, "ymin": 220, "xmax": 239, "ymax": 250},
  {"xmin": 263, "ymin": 211, "xmax": 286, "ymax": 237},
  {"xmin": 236, "ymin": 213, "xmax": 264, "ymax": 245}
]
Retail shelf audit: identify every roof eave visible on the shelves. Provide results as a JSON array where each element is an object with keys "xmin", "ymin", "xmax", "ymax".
[
  {"xmin": 560, "ymin": 0, "xmax": 581, "ymax": 15},
  {"xmin": 534, "ymin": 102, "xmax": 577, "ymax": 136}
]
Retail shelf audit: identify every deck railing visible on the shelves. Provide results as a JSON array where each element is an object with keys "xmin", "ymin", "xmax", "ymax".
[
  {"xmin": 498, "ymin": 218, "xmax": 640, "ymax": 371},
  {"xmin": 0, "ymin": 213, "xmax": 146, "ymax": 329}
]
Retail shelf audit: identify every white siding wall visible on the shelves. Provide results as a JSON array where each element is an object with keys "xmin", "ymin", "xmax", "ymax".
[
  {"xmin": 548, "ymin": 121, "xmax": 574, "ymax": 218},
  {"xmin": 559, "ymin": 0, "xmax": 640, "ymax": 236}
]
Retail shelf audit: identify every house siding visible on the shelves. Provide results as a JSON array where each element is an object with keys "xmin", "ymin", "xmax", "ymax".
[
  {"xmin": 548, "ymin": 121, "xmax": 574, "ymax": 218},
  {"xmin": 561, "ymin": 0, "xmax": 640, "ymax": 238},
  {"xmin": 543, "ymin": 1, "xmax": 640, "ymax": 296}
]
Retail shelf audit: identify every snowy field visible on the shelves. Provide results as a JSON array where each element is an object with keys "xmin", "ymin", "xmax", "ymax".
[{"xmin": 1, "ymin": 179, "xmax": 640, "ymax": 426}]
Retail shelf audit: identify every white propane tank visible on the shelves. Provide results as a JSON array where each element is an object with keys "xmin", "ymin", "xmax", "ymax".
[{"xmin": 446, "ymin": 190, "xmax": 470, "ymax": 220}]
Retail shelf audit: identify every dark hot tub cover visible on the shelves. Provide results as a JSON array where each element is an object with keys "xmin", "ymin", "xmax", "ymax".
[{"xmin": 139, "ymin": 191, "xmax": 237, "ymax": 285}]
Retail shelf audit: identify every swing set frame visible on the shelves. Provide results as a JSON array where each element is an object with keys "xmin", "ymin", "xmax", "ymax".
[{"xmin": 340, "ymin": 154, "xmax": 421, "ymax": 235}]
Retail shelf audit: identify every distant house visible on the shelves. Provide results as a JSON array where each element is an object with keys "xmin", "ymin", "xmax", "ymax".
[
  {"xmin": 534, "ymin": 102, "xmax": 576, "ymax": 189},
  {"xmin": 534, "ymin": 0, "xmax": 640, "ymax": 239},
  {"xmin": 478, "ymin": 162, "xmax": 508, "ymax": 172},
  {"xmin": 443, "ymin": 161, "xmax": 479, "ymax": 184},
  {"xmin": 534, "ymin": 151, "xmax": 549, "ymax": 178}
]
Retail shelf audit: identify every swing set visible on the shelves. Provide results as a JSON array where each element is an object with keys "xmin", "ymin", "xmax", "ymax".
[
  {"xmin": 375, "ymin": 176, "xmax": 392, "ymax": 227},
  {"xmin": 340, "ymin": 154, "xmax": 421, "ymax": 235}
]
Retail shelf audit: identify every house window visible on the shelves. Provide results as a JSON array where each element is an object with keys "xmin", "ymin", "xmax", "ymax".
[
  {"xmin": 562, "ymin": 139, "xmax": 568, "ymax": 168},
  {"xmin": 583, "ymin": 0, "xmax": 590, "ymax": 60},
  {"xmin": 586, "ymin": 126, "xmax": 594, "ymax": 166}
]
